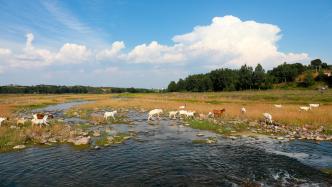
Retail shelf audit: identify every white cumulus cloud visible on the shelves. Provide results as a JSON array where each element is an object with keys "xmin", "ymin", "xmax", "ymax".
[
  {"xmin": 56, "ymin": 43, "xmax": 91, "ymax": 64},
  {"xmin": 1, "ymin": 33, "xmax": 92, "ymax": 69},
  {"xmin": 96, "ymin": 41, "xmax": 126, "ymax": 61},
  {"xmin": 0, "ymin": 16, "xmax": 310, "ymax": 75},
  {"xmin": 97, "ymin": 15, "xmax": 309, "ymax": 68},
  {"xmin": 0, "ymin": 48, "xmax": 11, "ymax": 56}
]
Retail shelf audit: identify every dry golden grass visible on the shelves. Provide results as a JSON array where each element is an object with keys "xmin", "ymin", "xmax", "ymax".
[
  {"xmin": 0, "ymin": 94, "xmax": 110, "ymax": 118},
  {"xmin": 75, "ymin": 91, "xmax": 332, "ymax": 129},
  {"xmin": 1, "ymin": 90, "xmax": 331, "ymax": 129}
]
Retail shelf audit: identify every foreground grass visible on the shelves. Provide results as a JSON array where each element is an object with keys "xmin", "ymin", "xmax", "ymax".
[
  {"xmin": 188, "ymin": 119, "xmax": 248, "ymax": 135},
  {"xmin": 95, "ymin": 132, "xmax": 132, "ymax": 146},
  {"xmin": 0, "ymin": 123, "xmax": 75, "ymax": 152}
]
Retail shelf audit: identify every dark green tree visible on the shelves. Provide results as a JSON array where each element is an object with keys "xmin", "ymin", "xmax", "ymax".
[
  {"xmin": 176, "ymin": 79, "xmax": 186, "ymax": 91},
  {"xmin": 167, "ymin": 81, "xmax": 177, "ymax": 92},
  {"xmin": 253, "ymin": 64, "xmax": 265, "ymax": 89},
  {"xmin": 311, "ymin": 59, "xmax": 322, "ymax": 72},
  {"xmin": 321, "ymin": 62, "xmax": 328, "ymax": 69},
  {"xmin": 238, "ymin": 64, "xmax": 254, "ymax": 90},
  {"xmin": 302, "ymin": 73, "xmax": 315, "ymax": 87}
]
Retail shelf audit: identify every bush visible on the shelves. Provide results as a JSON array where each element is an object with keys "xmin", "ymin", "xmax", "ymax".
[{"xmin": 302, "ymin": 73, "xmax": 315, "ymax": 87}]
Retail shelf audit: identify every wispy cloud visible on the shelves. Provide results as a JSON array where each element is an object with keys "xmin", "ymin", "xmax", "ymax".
[{"xmin": 41, "ymin": 0, "xmax": 94, "ymax": 34}]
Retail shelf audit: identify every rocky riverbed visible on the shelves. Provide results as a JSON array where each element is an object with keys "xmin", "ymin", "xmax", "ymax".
[{"xmin": 0, "ymin": 101, "xmax": 332, "ymax": 186}]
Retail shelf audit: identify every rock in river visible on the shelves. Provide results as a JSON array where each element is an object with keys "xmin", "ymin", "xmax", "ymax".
[
  {"xmin": 68, "ymin": 136, "xmax": 91, "ymax": 146},
  {"xmin": 196, "ymin": 133, "xmax": 204, "ymax": 137},
  {"xmin": 13, "ymin": 145, "xmax": 26, "ymax": 149},
  {"xmin": 93, "ymin": 130, "xmax": 101, "ymax": 137}
]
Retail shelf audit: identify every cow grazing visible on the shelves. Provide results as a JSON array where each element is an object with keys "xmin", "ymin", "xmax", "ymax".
[
  {"xmin": 212, "ymin": 109, "xmax": 226, "ymax": 118},
  {"xmin": 299, "ymin": 106, "xmax": 311, "ymax": 111},
  {"xmin": 263, "ymin": 113, "xmax": 273, "ymax": 124},
  {"xmin": 186, "ymin": 111, "xmax": 196, "ymax": 118},
  {"xmin": 104, "ymin": 111, "xmax": 117, "ymax": 120},
  {"xmin": 207, "ymin": 112, "xmax": 213, "ymax": 118},
  {"xmin": 33, "ymin": 113, "xmax": 44, "ymax": 119},
  {"xmin": 148, "ymin": 109, "xmax": 163, "ymax": 121},
  {"xmin": 31, "ymin": 115, "xmax": 49, "ymax": 127},
  {"xmin": 309, "ymin": 104, "xmax": 320, "ymax": 108},
  {"xmin": 16, "ymin": 117, "xmax": 27, "ymax": 125},
  {"xmin": 274, "ymin": 104, "xmax": 282, "ymax": 108},
  {"xmin": 0, "ymin": 117, "xmax": 8, "ymax": 126},
  {"xmin": 240, "ymin": 107, "xmax": 246, "ymax": 114},
  {"xmin": 179, "ymin": 104, "xmax": 186, "ymax": 109},
  {"xmin": 199, "ymin": 113, "xmax": 208, "ymax": 120},
  {"xmin": 169, "ymin": 111, "xmax": 178, "ymax": 119},
  {"xmin": 179, "ymin": 110, "xmax": 189, "ymax": 118},
  {"xmin": 33, "ymin": 113, "xmax": 53, "ymax": 120}
]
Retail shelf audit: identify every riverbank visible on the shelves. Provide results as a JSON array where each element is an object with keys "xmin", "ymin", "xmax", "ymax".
[
  {"xmin": 0, "ymin": 108, "xmax": 331, "ymax": 186},
  {"xmin": 0, "ymin": 90, "xmax": 332, "ymax": 152}
]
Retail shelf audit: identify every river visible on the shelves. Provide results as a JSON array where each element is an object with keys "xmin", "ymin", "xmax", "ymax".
[{"xmin": 0, "ymin": 102, "xmax": 331, "ymax": 186}]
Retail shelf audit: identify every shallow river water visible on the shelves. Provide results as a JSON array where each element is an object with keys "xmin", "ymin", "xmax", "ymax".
[{"xmin": 0, "ymin": 102, "xmax": 331, "ymax": 186}]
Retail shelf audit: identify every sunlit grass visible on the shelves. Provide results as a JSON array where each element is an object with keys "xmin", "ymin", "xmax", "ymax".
[{"xmin": 1, "ymin": 90, "xmax": 332, "ymax": 129}]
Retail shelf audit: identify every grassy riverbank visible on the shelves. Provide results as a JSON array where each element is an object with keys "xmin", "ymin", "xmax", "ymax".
[
  {"xmin": 1, "ymin": 90, "xmax": 332, "ymax": 128},
  {"xmin": 0, "ymin": 89, "xmax": 331, "ymax": 151}
]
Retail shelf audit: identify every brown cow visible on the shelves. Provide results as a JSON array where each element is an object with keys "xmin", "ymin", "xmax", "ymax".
[
  {"xmin": 36, "ymin": 113, "xmax": 45, "ymax": 119},
  {"xmin": 35, "ymin": 113, "xmax": 54, "ymax": 119},
  {"xmin": 212, "ymin": 109, "xmax": 226, "ymax": 118}
]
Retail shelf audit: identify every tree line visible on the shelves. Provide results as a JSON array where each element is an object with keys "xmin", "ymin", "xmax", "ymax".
[
  {"xmin": 167, "ymin": 59, "xmax": 332, "ymax": 92},
  {"xmin": 0, "ymin": 85, "xmax": 154, "ymax": 94}
]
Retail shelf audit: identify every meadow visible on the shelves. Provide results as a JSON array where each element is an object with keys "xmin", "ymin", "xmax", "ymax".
[{"xmin": 1, "ymin": 89, "xmax": 332, "ymax": 129}]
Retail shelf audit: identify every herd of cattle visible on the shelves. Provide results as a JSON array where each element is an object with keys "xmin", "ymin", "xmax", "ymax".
[
  {"xmin": 146, "ymin": 103, "xmax": 321, "ymax": 124},
  {"xmin": 0, "ymin": 103, "xmax": 321, "ymax": 127}
]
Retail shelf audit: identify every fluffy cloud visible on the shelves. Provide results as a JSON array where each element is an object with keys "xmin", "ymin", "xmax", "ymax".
[
  {"xmin": 0, "ymin": 48, "xmax": 11, "ymax": 56},
  {"xmin": 126, "ymin": 41, "xmax": 185, "ymax": 63},
  {"xmin": 97, "ymin": 15, "xmax": 309, "ymax": 68},
  {"xmin": 96, "ymin": 41, "xmax": 125, "ymax": 61},
  {"xmin": 1, "ymin": 33, "xmax": 91, "ymax": 69},
  {"xmin": 0, "ymin": 16, "xmax": 309, "ymax": 72},
  {"xmin": 56, "ymin": 43, "xmax": 91, "ymax": 64}
]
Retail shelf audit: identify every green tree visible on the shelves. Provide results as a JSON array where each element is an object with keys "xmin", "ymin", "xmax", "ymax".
[
  {"xmin": 238, "ymin": 64, "xmax": 254, "ymax": 90},
  {"xmin": 321, "ymin": 62, "xmax": 328, "ymax": 69},
  {"xmin": 209, "ymin": 68, "xmax": 239, "ymax": 91},
  {"xmin": 167, "ymin": 81, "xmax": 177, "ymax": 92},
  {"xmin": 303, "ymin": 73, "xmax": 315, "ymax": 87},
  {"xmin": 311, "ymin": 59, "xmax": 322, "ymax": 72},
  {"xmin": 269, "ymin": 62, "xmax": 302, "ymax": 83},
  {"xmin": 177, "ymin": 79, "xmax": 186, "ymax": 91},
  {"xmin": 315, "ymin": 70, "xmax": 328, "ymax": 82},
  {"xmin": 253, "ymin": 64, "xmax": 265, "ymax": 89}
]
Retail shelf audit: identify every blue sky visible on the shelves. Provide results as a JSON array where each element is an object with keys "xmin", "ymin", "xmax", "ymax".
[{"xmin": 0, "ymin": 0, "xmax": 331, "ymax": 88}]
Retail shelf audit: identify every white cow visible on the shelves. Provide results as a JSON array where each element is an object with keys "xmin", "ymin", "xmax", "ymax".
[
  {"xmin": 207, "ymin": 112, "xmax": 214, "ymax": 118},
  {"xmin": 0, "ymin": 117, "xmax": 7, "ymax": 126},
  {"xmin": 186, "ymin": 111, "xmax": 196, "ymax": 118},
  {"xmin": 169, "ymin": 111, "xmax": 178, "ymax": 119},
  {"xmin": 179, "ymin": 104, "xmax": 186, "ymax": 109},
  {"xmin": 104, "ymin": 111, "xmax": 117, "ymax": 120},
  {"xmin": 16, "ymin": 117, "xmax": 27, "ymax": 125},
  {"xmin": 299, "ymin": 106, "xmax": 311, "ymax": 111},
  {"xmin": 263, "ymin": 113, "xmax": 273, "ymax": 124},
  {"xmin": 274, "ymin": 104, "xmax": 283, "ymax": 108},
  {"xmin": 148, "ymin": 109, "xmax": 163, "ymax": 121},
  {"xmin": 33, "ymin": 114, "xmax": 38, "ymax": 120},
  {"xmin": 309, "ymin": 104, "xmax": 320, "ymax": 108},
  {"xmin": 240, "ymin": 107, "xmax": 246, "ymax": 114},
  {"xmin": 31, "ymin": 115, "xmax": 49, "ymax": 127},
  {"xmin": 178, "ymin": 110, "xmax": 188, "ymax": 118}
]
